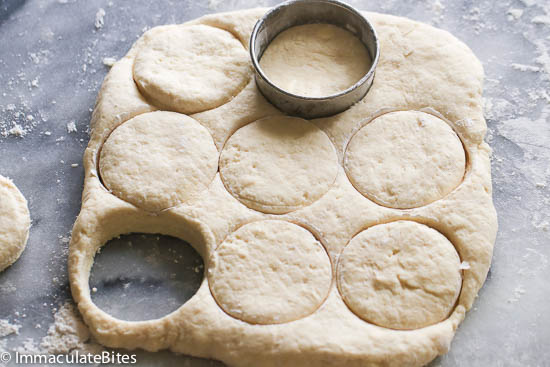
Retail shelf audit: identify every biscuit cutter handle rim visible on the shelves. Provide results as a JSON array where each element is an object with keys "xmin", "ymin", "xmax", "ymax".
[{"xmin": 249, "ymin": 0, "xmax": 380, "ymax": 119}]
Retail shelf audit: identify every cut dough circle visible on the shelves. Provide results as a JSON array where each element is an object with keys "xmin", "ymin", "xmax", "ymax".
[
  {"xmin": 344, "ymin": 111, "xmax": 466, "ymax": 209},
  {"xmin": 260, "ymin": 23, "xmax": 371, "ymax": 97},
  {"xmin": 99, "ymin": 111, "xmax": 218, "ymax": 212},
  {"xmin": 337, "ymin": 221, "xmax": 462, "ymax": 330},
  {"xmin": 133, "ymin": 24, "xmax": 251, "ymax": 114},
  {"xmin": 219, "ymin": 116, "xmax": 338, "ymax": 214},
  {"xmin": 0, "ymin": 175, "xmax": 31, "ymax": 272},
  {"xmin": 208, "ymin": 220, "xmax": 332, "ymax": 324}
]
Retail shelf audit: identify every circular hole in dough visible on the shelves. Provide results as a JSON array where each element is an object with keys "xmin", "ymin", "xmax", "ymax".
[
  {"xmin": 337, "ymin": 220, "xmax": 462, "ymax": 330},
  {"xmin": 0, "ymin": 175, "xmax": 31, "ymax": 272},
  {"xmin": 219, "ymin": 116, "xmax": 338, "ymax": 214},
  {"xmin": 344, "ymin": 111, "xmax": 466, "ymax": 209},
  {"xmin": 89, "ymin": 233, "xmax": 204, "ymax": 321},
  {"xmin": 259, "ymin": 23, "xmax": 371, "ymax": 97},
  {"xmin": 133, "ymin": 24, "xmax": 251, "ymax": 114},
  {"xmin": 209, "ymin": 220, "xmax": 332, "ymax": 324},
  {"xmin": 99, "ymin": 111, "xmax": 218, "ymax": 212}
]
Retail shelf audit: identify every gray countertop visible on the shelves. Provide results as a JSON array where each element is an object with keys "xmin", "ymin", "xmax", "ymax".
[{"xmin": 0, "ymin": 0, "xmax": 549, "ymax": 366}]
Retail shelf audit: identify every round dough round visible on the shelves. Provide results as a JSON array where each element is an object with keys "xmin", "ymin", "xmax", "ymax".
[
  {"xmin": 133, "ymin": 24, "xmax": 251, "ymax": 114},
  {"xmin": 99, "ymin": 111, "xmax": 218, "ymax": 212},
  {"xmin": 260, "ymin": 23, "xmax": 371, "ymax": 97},
  {"xmin": 344, "ymin": 111, "xmax": 466, "ymax": 209},
  {"xmin": 337, "ymin": 221, "xmax": 462, "ymax": 330},
  {"xmin": 219, "ymin": 116, "xmax": 338, "ymax": 214},
  {"xmin": 0, "ymin": 175, "xmax": 31, "ymax": 272},
  {"xmin": 209, "ymin": 220, "xmax": 332, "ymax": 324}
]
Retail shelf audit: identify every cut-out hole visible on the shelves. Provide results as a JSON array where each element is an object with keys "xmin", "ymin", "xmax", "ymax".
[{"xmin": 90, "ymin": 233, "xmax": 204, "ymax": 322}]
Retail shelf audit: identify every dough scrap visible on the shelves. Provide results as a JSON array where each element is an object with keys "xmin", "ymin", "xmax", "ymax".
[
  {"xmin": 260, "ymin": 23, "xmax": 371, "ymax": 97},
  {"xmin": 344, "ymin": 111, "xmax": 466, "ymax": 208},
  {"xmin": 219, "ymin": 115, "xmax": 338, "ymax": 214},
  {"xmin": 99, "ymin": 111, "xmax": 218, "ymax": 212},
  {"xmin": 337, "ymin": 220, "xmax": 462, "ymax": 330},
  {"xmin": 133, "ymin": 24, "xmax": 251, "ymax": 114},
  {"xmin": 209, "ymin": 220, "xmax": 332, "ymax": 324},
  {"xmin": 0, "ymin": 175, "xmax": 31, "ymax": 272}
]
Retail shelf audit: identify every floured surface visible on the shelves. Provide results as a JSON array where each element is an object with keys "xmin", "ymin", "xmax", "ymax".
[
  {"xmin": 67, "ymin": 7, "xmax": 497, "ymax": 367},
  {"xmin": 4, "ymin": 1, "xmax": 549, "ymax": 367}
]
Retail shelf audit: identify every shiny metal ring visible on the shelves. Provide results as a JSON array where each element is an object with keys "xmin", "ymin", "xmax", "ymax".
[{"xmin": 249, "ymin": 0, "xmax": 380, "ymax": 119}]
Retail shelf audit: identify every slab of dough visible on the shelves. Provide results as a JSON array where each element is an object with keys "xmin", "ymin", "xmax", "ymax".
[
  {"xmin": 259, "ymin": 23, "xmax": 371, "ymax": 97},
  {"xmin": 69, "ymin": 7, "xmax": 498, "ymax": 367},
  {"xmin": 338, "ymin": 220, "xmax": 462, "ymax": 330},
  {"xmin": 209, "ymin": 220, "xmax": 332, "ymax": 324},
  {"xmin": 99, "ymin": 111, "xmax": 218, "ymax": 212},
  {"xmin": 0, "ymin": 175, "xmax": 30, "ymax": 272},
  {"xmin": 344, "ymin": 110, "xmax": 466, "ymax": 208}
]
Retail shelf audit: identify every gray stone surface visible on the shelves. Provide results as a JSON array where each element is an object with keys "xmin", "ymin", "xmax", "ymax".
[{"xmin": 0, "ymin": 0, "xmax": 549, "ymax": 366}]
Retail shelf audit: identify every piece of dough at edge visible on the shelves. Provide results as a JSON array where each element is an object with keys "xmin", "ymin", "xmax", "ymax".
[{"xmin": 0, "ymin": 175, "xmax": 31, "ymax": 272}]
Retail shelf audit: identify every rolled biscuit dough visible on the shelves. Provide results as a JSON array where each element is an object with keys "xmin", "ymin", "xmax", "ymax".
[
  {"xmin": 133, "ymin": 24, "xmax": 251, "ymax": 114},
  {"xmin": 337, "ymin": 220, "xmax": 462, "ymax": 330},
  {"xmin": 69, "ymin": 7, "xmax": 498, "ymax": 367},
  {"xmin": 344, "ymin": 110, "xmax": 466, "ymax": 208},
  {"xmin": 0, "ymin": 175, "xmax": 31, "ymax": 272},
  {"xmin": 209, "ymin": 220, "xmax": 332, "ymax": 324},
  {"xmin": 219, "ymin": 115, "xmax": 338, "ymax": 214},
  {"xmin": 259, "ymin": 23, "xmax": 371, "ymax": 97},
  {"xmin": 99, "ymin": 111, "xmax": 218, "ymax": 212}
]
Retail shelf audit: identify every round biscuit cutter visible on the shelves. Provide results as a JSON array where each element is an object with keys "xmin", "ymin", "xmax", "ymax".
[{"xmin": 250, "ymin": 0, "xmax": 380, "ymax": 119}]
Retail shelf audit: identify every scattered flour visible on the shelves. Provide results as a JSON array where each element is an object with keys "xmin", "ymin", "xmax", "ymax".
[
  {"xmin": 507, "ymin": 285, "xmax": 526, "ymax": 303},
  {"xmin": 532, "ymin": 15, "xmax": 550, "ymax": 25},
  {"xmin": 102, "ymin": 57, "xmax": 117, "ymax": 67},
  {"xmin": 0, "ymin": 319, "xmax": 21, "ymax": 338},
  {"xmin": 40, "ymin": 302, "xmax": 103, "ymax": 355},
  {"xmin": 0, "ymin": 282, "xmax": 17, "ymax": 294},
  {"xmin": 67, "ymin": 121, "xmax": 77, "ymax": 133},
  {"xmin": 511, "ymin": 63, "xmax": 541, "ymax": 72},
  {"xmin": 95, "ymin": 8, "xmax": 106, "ymax": 29},
  {"xmin": 425, "ymin": 0, "xmax": 445, "ymax": 24},
  {"xmin": 6, "ymin": 124, "xmax": 27, "ymax": 137},
  {"xmin": 507, "ymin": 8, "xmax": 524, "ymax": 21},
  {"xmin": 1, "ymin": 302, "xmax": 104, "ymax": 358}
]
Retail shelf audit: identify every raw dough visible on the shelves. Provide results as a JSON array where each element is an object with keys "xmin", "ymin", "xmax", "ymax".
[
  {"xmin": 337, "ymin": 220, "xmax": 462, "ymax": 330},
  {"xmin": 344, "ymin": 111, "xmax": 466, "ymax": 208},
  {"xmin": 0, "ymin": 175, "xmax": 30, "ymax": 272},
  {"xmin": 69, "ymin": 8, "xmax": 498, "ymax": 367},
  {"xmin": 260, "ymin": 24, "xmax": 371, "ymax": 97},
  {"xmin": 133, "ymin": 24, "xmax": 251, "ymax": 114},
  {"xmin": 99, "ymin": 111, "xmax": 218, "ymax": 212},
  {"xmin": 209, "ymin": 220, "xmax": 332, "ymax": 324},
  {"xmin": 219, "ymin": 115, "xmax": 338, "ymax": 214}
]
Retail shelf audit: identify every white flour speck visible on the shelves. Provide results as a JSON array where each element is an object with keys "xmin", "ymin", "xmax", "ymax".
[{"xmin": 95, "ymin": 8, "xmax": 106, "ymax": 29}]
